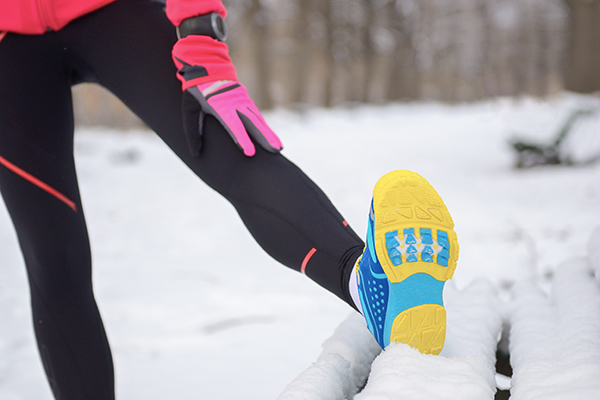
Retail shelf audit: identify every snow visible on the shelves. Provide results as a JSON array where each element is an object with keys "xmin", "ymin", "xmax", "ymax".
[
  {"xmin": 278, "ymin": 313, "xmax": 380, "ymax": 400},
  {"xmin": 508, "ymin": 256, "xmax": 600, "ymax": 400},
  {"xmin": 1, "ymin": 92, "xmax": 600, "ymax": 399},
  {"xmin": 279, "ymin": 278, "xmax": 504, "ymax": 400},
  {"xmin": 354, "ymin": 279, "xmax": 502, "ymax": 400}
]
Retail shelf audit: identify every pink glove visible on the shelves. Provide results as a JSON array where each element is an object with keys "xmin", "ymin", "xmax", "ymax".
[
  {"xmin": 183, "ymin": 80, "xmax": 283, "ymax": 157},
  {"xmin": 171, "ymin": 33, "xmax": 282, "ymax": 157}
]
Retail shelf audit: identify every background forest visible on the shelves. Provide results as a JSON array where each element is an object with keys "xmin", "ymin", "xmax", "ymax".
[{"xmin": 73, "ymin": 0, "xmax": 600, "ymax": 127}]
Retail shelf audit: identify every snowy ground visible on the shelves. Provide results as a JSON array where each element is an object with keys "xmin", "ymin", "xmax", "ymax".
[{"xmin": 1, "ymin": 92, "xmax": 600, "ymax": 399}]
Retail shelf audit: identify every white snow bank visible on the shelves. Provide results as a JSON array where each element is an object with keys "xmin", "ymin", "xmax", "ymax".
[
  {"xmin": 355, "ymin": 344, "xmax": 493, "ymax": 400},
  {"xmin": 588, "ymin": 227, "xmax": 600, "ymax": 282},
  {"xmin": 278, "ymin": 313, "xmax": 381, "ymax": 400},
  {"xmin": 355, "ymin": 280, "xmax": 501, "ymax": 400},
  {"xmin": 285, "ymin": 227, "xmax": 600, "ymax": 400},
  {"xmin": 282, "ymin": 280, "xmax": 503, "ymax": 400},
  {"xmin": 509, "ymin": 240, "xmax": 600, "ymax": 400},
  {"xmin": 2, "ymin": 93, "xmax": 600, "ymax": 399}
]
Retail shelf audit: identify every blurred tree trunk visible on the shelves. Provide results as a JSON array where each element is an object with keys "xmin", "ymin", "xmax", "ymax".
[
  {"xmin": 385, "ymin": 1, "xmax": 419, "ymax": 101},
  {"xmin": 361, "ymin": 0, "xmax": 376, "ymax": 102},
  {"xmin": 321, "ymin": 0, "xmax": 336, "ymax": 107},
  {"xmin": 478, "ymin": 0, "xmax": 496, "ymax": 97},
  {"xmin": 562, "ymin": 0, "xmax": 600, "ymax": 93},
  {"xmin": 440, "ymin": 5, "xmax": 460, "ymax": 102},
  {"xmin": 534, "ymin": 6, "xmax": 550, "ymax": 97},
  {"xmin": 249, "ymin": 0, "xmax": 274, "ymax": 109},
  {"xmin": 291, "ymin": 0, "xmax": 312, "ymax": 104}
]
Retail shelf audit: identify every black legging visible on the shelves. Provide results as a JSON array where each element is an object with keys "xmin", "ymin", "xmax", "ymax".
[{"xmin": 0, "ymin": 0, "xmax": 363, "ymax": 398}]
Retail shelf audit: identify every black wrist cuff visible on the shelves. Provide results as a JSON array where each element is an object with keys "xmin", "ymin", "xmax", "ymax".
[{"xmin": 176, "ymin": 13, "xmax": 228, "ymax": 42}]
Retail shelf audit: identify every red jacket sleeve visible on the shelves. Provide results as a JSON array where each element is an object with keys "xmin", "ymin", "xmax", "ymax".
[
  {"xmin": 166, "ymin": 0, "xmax": 227, "ymax": 27},
  {"xmin": 166, "ymin": 0, "xmax": 237, "ymax": 90}
]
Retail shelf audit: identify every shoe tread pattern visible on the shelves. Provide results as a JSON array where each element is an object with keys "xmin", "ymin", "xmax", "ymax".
[
  {"xmin": 373, "ymin": 171, "xmax": 459, "ymax": 284},
  {"xmin": 391, "ymin": 303, "xmax": 446, "ymax": 355}
]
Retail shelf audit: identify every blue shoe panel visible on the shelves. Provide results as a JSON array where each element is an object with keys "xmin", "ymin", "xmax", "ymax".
[
  {"xmin": 357, "ymin": 245, "xmax": 389, "ymax": 346},
  {"xmin": 437, "ymin": 230, "xmax": 450, "ymax": 267},
  {"xmin": 358, "ymin": 219, "xmax": 446, "ymax": 348},
  {"xmin": 365, "ymin": 201, "xmax": 379, "ymax": 268},
  {"xmin": 383, "ymin": 273, "xmax": 445, "ymax": 346},
  {"xmin": 355, "ymin": 170, "xmax": 457, "ymax": 352},
  {"xmin": 385, "ymin": 231, "xmax": 402, "ymax": 266}
]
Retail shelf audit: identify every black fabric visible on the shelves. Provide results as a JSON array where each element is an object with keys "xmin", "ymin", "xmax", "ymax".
[
  {"xmin": 0, "ymin": 0, "xmax": 364, "ymax": 398},
  {"xmin": 177, "ymin": 13, "xmax": 225, "ymax": 41},
  {"xmin": 175, "ymin": 57, "xmax": 209, "ymax": 81},
  {"xmin": 182, "ymin": 89, "xmax": 203, "ymax": 155}
]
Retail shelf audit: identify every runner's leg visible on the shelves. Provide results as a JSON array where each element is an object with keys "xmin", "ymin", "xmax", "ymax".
[
  {"xmin": 71, "ymin": 0, "xmax": 364, "ymax": 305},
  {"xmin": 0, "ymin": 32, "xmax": 114, "ymax": 400}
]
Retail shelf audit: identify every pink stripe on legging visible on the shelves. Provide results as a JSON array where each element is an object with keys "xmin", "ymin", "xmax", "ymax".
[
  {"xmin": 0, "ymin": 155, "xmax": 77, "ymax": 212},
  {"xmin": 301, "ymin": 247, "xmax": 317, "ymax": 275}
]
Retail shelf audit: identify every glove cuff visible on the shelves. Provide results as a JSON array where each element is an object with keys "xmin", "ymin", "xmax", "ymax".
[{"xmin": 172, "ymin": 35, "xmax": 238, "ymax": 90}]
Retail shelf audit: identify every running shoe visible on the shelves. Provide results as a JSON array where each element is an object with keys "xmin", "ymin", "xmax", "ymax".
[{"xmin": 356, "ymin": 170, "xmax": 459, "ymax": 354}]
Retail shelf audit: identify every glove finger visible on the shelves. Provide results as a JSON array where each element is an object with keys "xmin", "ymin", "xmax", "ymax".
[
  {"xmin": 189, "ymin": 85, "xmax": 256, "ymax": 157},
  {"xmin": 182, "ymin": 90, "xmax": 203, "ymax": 157},
  {"xmin": 237, "ymin": 107, "xmax": 283, "ymax": 153},
  {"xmin": 214, "ymin": 107, "xmax": 254, "ymax": 156}
]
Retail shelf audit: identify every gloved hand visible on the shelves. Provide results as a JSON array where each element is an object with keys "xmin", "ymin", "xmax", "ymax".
[
  {"xmin": 166, "ymin": 2, "xmax": 282, "ymax": 157},
  {"xmin": 168, "ymin": 7, "xmax": 283, "ymax": 159},
  {"xmin": 183, "ymin": 80, "xmax": 283, "ymax": 157}
]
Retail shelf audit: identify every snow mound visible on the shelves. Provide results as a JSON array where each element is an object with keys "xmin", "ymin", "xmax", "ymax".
[
  {"xmin": 283, "ymin": 228, "xmax": 600, "ymax": 400},
  {"xmin": 278, "ymin": 313, "xmax": 381, "ymax": 400},
  {"xmin": 2, "ymin": 95, "xmax": 600, "ymax": 399},
  {"xmin": 281, "ymin": 280, "xmax": 502, "ymax": 400},
  {"xmin": 355, "ymin": 280, "xmax": 501, "ymax": 400},
  {"xmin": 509, "ymin": 254, "xmax": 600, "ymax": 399},
  {"xmin": 588, "ymin": 227, "xmax": 600, "ymax": 281}
]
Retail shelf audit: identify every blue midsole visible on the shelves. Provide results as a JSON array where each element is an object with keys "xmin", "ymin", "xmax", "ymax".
[{"xmin": 384, "ymin": 273, "xmax": 445, "ymax": 345}]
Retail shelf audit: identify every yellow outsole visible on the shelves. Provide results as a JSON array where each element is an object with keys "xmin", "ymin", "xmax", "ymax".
[
  {"xmin": 390, "ymin": 304, "xmax": 447, "ymax": 355},
  {"xmin": 372, "ymin": 170, "xmax": 459, "ymax": 284}
]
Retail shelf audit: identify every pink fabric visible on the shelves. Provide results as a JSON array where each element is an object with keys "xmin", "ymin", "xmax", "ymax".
[
  {"xmin": 0, "ymin": 155, "xmax": 77, "ymax": 211},
  {"xmin": 301, "ymin": 248, "xmax": 317, "ymax": 275},
  {"xmin": 166, "ymin": 1, "xmax": 234, "ymax": 90},
  {"xmin": 1, "ymin": 0, "xmax": 232, "ymax": 91},
  {"xmin": 172, "ymin": 35, "xmax": 237, "ymax": 90},
  {"xmin": 165, "ymin": 0, "xmax": 226, "ymax": 27},
  {"xmin": 0, "ymin": 0, "xmax": 225, "ymax": 34},
  {"xmin": 0, "ymin": 0, "xmax": 116, "ymax": 34},
  {"xmin": 198, "ymin": 82, "xmax": 283, "ymax": 157}
]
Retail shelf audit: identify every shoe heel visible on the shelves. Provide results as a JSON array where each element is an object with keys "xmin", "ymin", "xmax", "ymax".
[{"xmin": 391, "ymin": 303, "xmax": 446, "ymax": 355}]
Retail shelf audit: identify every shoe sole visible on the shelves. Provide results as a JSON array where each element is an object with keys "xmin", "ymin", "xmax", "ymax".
[{"xmin": 372, "ymin": 170, "xmax": 459, "ymax": 354}]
